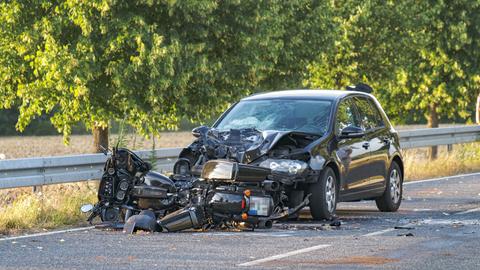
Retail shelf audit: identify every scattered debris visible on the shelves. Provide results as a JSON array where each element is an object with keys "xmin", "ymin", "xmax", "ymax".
[
  {"xmin": 397, "ymin": 232, "xmax": 414, "ymax": 237},
  {"xmin": 394, "ymin": 226, "xmax": 414, "ymax": 230},
  {"xmin": 278, "ymin": 221, "xmax": 342, "ymax": 231},
  {"xmin": 329, "ymin": 220, "xmax": 342, "ymax": 227}
]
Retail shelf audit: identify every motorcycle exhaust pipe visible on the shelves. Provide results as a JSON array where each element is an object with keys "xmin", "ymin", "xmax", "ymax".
[{"xmin": 158, "ymin": 206, "xmax": 205, "ymax": 232}]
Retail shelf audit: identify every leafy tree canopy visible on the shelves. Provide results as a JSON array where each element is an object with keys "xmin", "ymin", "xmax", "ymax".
[
  {"xmin": 306, "ymin": 0, "xmax": 480, "ymax": 125},
  {"xmin": 0, "ymin": 0, "xmax": 336, "ymax": 143}
]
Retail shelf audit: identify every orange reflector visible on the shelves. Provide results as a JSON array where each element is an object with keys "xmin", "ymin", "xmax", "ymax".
[
  {"xmin": 241, "ymin": 213, "xmax": 248, "ymax": 220},
  {"xmin": 244, "ymin": 189, "xmax": 251, "ymax": 197}
]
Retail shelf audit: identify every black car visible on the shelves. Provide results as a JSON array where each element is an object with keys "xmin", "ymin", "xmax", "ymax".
[{"xmin": 174, "ymin": 87, "xmax": 403, "ymax": 220}]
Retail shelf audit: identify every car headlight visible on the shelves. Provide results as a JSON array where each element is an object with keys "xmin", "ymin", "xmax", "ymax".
[{"xmin": 259, "ymin": 159, "xmax": 308, "ymax": 174}]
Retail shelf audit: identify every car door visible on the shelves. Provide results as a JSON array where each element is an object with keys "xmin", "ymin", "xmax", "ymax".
[
  {"xmin": 352, "ymin": 96, "xmax": 389, "ymax": 193},
  {"xmin": 334, "ymin": 98, "xmax": 371, "ymax": 198}
]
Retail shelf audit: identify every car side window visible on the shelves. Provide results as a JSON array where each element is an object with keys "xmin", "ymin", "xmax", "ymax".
[
  {"xmin": 335, "ymin": 99, "xmax": 360, "ymax": 134},
  {"xmin": 354, "ymin": 97, "xmax": 384, "ymax": 131}
]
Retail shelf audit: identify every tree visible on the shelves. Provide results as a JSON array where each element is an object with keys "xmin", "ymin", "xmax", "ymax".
[
  {"xmin": 304, "ymin": 0, "xmax": 412, "ymax": 91},
  {"xmin": 0, "ymin": 0, "xmax": 336, "ymax": 152},
  {"xmin": 306, "ymin": 0, "xmax": 480, "ymax": 158},
  {"xmin": 381, "ymin": 1, "xmax": 480, "ymax": 158}
]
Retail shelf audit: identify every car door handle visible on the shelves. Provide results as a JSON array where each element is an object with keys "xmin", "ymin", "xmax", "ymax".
[{"xmin": 362, "ymin": 142, "xmax": 370, "ymax": 149}]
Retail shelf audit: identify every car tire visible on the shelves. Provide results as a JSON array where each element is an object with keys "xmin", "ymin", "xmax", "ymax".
[
  {"xmin": 308, "ymin": 167, "xmax": 337, "ymax": 220},
  {"xmin": 375, "ymin": 162, "xmax": 403, "ymax": 212}
]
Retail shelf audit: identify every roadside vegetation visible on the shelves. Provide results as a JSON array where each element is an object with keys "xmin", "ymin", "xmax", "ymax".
[
  {"xmin": 1, "ymin": 134, "xmax": 479, "ymax": 235},
  {"xmin": 404, "ymin": 142, "xmax": 480, "ymax": 180},
  {"xmin": 0, "ymin": 182, "xmax": 97, "ymax": 235}
]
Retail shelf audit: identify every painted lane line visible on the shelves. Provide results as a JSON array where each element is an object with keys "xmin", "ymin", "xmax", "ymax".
[
  {"xmin": 455, "ymin": 207, "xmax": 480, "ymax": 215},
  {"xmin": 420, "ymin": 219, "xmax": 480, "ymax": 225},
  {"xmin": 404, "ymin": 172, "xmax": 480, "ymax": 186},
  {"xmin": 362, "ymin": 222, "xmax": 416, "ymax": 237},
  {"xmin": 362, "ymin": 228, "xmax": 396, "ymax": 237},
  {"xmin": 0, "ymin": 226, "xmax": 95, "ymax": 242},
  {"xmin": 238, "ymin": 244, "xmax": 331, "ymax": 267}
]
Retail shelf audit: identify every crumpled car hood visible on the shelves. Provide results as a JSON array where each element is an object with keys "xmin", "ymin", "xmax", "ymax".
[{"xmin": 194, "ymin": 127, "xmax": 321, "ymax": 164}]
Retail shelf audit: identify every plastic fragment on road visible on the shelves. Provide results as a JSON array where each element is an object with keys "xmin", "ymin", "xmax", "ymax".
[{"xmin": 397, "ymin": 233, "xmax": 414, "ymax": 237}]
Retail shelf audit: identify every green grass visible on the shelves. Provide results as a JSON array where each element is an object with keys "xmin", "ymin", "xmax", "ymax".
[
  {"xmin": 403, "ymin": 142, "xmax": 480, "ymax": 181},
  {"xmin": 0, "ymin": 182, "xmax": 97, "ymax": 235}
]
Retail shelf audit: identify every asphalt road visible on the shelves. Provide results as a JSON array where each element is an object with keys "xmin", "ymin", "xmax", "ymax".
[{"xmin": 1, "ymin": 173, "xmax": 480, "ymax": 270}]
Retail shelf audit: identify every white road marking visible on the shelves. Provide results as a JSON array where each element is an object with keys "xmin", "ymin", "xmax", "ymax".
[
  {"xmin": 404, "ymin": 172, "xmax": 480, "ymax": 186},
  {"xmin": 455, "ymin": 207, "xmax": 480, "ymax": 215},
  {"xmin": 0, "ymin": 226, "xmax": 95, "ymax": 242},
  {"xmin": 420, "ymin": 219, "xmax": 480, "ymax": 225},
  {"xmin": 238, "ymin": 244, "xmax": 331, "ymax": 267},
  {"xmin": 362, "ymin": 228, "xmax": 396, "ymax": 237},
  {"xmin": 362, "ymin": 221, "xmax": 417, "ymax": 237},
  {"xmin": 412, "ymin": 208, "xmax": 433, "ymax": 212}
]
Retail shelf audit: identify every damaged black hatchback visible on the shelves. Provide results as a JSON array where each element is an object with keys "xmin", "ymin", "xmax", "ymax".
[{"xmin": 175, "ymin": 88, "xmax": 404, "ymax": 220}]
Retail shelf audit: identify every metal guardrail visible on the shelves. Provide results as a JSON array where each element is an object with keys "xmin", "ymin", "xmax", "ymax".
[
  {"xmin": 398, "ymin": 125, "xmax": 480, "ymax": 149},
  {"xmin": 0, "ymin": 148, "xmax": 182, "ymax": 189},
  {"xmin": 1, "ymin": 125, "xmax": 479, "ymax": 189}
]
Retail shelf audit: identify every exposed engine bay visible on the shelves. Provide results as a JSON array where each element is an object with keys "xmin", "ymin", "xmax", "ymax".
[{"xmin": 83, "ymin": 126, "xmax": 322, "ymax": 233}]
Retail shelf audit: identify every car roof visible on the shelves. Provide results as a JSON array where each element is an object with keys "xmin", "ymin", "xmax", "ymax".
[{"xmin": 242, "ymin": 89, "xmax": 371, "ymax": 101}]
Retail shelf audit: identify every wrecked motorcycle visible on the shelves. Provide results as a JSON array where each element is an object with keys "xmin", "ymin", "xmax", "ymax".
[
  {"xmin": 122, "ymin": 126, "xmax": 312, "ymax": 233},
  {"xmin": 146, "ymin": 159, "xmax": 311, "ymax": 233},
  {"xmin": 82, "ymin": 147, "xmax": 191, "ymax": 226}
]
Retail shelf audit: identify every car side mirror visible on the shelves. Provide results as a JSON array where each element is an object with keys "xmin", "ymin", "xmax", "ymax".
[
  {"xmin": 192, "ymin": 125, "xmax": 210, "ymax": 138},
  {"xmin": 340, "ymin": 126, "xmax": 365, "ymax": 139}
]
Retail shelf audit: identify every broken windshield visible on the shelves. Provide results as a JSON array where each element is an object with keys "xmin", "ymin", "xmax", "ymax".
[{"xmin": 215, "ymin": 99, "xmax": 332, "ymax": 135}]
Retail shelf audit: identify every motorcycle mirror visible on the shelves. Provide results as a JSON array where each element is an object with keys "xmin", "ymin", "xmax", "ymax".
[
  {"xmin": 192, "ymin": 125, "xmax": 209, "ymax": 138},
  {"xmin": 80, "ymin": 204, "xmax": 94, "ymax": 213},
  {"xmin": 99, "ymin": 145, "xmax": 109, "ymax": 156}
]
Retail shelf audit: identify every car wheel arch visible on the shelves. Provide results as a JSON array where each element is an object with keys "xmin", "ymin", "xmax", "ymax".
[
  {"xmin": 323, "ymin": 161, "xmax": 341, "ymax": 187},
  {"xmin": 391, "ymin": 155, "xmax": 404, "ymax": 180}
]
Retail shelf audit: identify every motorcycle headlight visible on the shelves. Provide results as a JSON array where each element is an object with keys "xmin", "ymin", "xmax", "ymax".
[
  {"xmin": 116, "ymin": 190, "xmax": 126, "ymax": 201},
  {"xmin": 259, "ymin": 159, "xmax": 308, "ymax": 175},
  {"xmin": 118, "ymin": 180, "xmax": 129, "ymax": 191},
  {"xmin": 174, "ymin": 158, "xmax": 191, "ymax": 176}
]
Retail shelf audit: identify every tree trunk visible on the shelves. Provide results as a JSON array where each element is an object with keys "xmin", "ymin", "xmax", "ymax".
[
  {"xmin": 92, "ymin": 125, "xmax": 109, "ymax": 153},
  {"xmin": 427, "ymin": 103, "xmax": 439, "ymax": 160}
]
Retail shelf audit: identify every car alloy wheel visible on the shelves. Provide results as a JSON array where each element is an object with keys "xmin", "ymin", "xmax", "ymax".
[
  {"xmin": 390, "ymin": 169, "xmax": 401, "ymax": 204},
  {"xmin": 325, "ymin": 175, "xmax": 336, "ymax": 213}
]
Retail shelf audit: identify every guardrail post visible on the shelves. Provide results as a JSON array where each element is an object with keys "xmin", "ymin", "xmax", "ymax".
[{"xmin": 447, "ymin": 144, "xmax": 453, "ymax": 152}]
